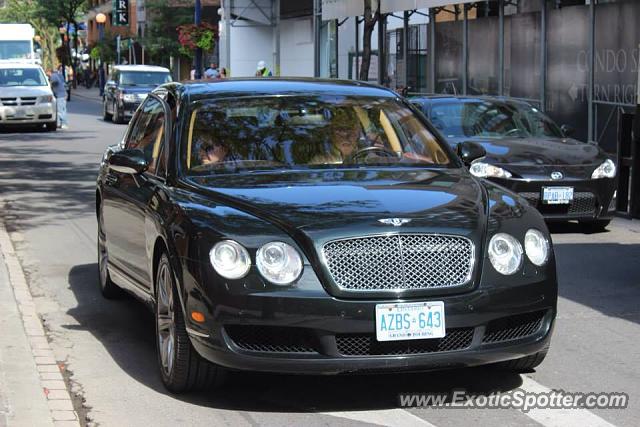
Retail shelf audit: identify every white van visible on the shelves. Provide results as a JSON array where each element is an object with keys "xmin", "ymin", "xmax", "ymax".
[
  {"xmin": 0, "ymin": 24, "xmax": 37, "ymax": 63},
  {"xmin": 0, "ymin": 62, "xmax": 57, "ymax": 131}
]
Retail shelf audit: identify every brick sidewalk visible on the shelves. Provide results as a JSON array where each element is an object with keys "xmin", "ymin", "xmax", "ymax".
[{"xmin": 0, "ymin": 218, "xmax": 79, "ymax": 427}]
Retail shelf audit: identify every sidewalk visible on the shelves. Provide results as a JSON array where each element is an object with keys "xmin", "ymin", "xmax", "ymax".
[
  {"xmin": 70, "ymin": 86, "xmax": 102, "ymax": 103},
  {"xmin": 0, "ymin": 219, "xmax": 79, "ymax": 426}
]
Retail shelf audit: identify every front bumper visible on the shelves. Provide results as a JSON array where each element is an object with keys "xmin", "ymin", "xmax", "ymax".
[
  {"xmin": 186, "ymin": 276, "xmax": 557, "ymax": 375},
  {"xmin": 491, "ymin": 177, "xmax": 617, "ymax": 221},
  {"xmin": 119, "ymin": 101, "xmax": 142, "ymax": 117},
  {"xmin": 0, "ymin": 104, "xmax": 56, "ymax": 125}
]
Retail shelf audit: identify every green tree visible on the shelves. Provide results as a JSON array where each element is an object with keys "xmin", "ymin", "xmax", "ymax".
[
  {"xmin": 35, "ymin": 0, "xmax": 87, "ymax": 85},
  {"xmin": 141, "ymin": 0, "xmax": 193, "ymax": 67},
  {"xmin": 0, "ymin": 0, "xmax": 59, "ymax": 70}
]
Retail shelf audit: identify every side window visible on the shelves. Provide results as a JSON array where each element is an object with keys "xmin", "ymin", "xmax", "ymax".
[{"xmin": 125, "ymin": 97, "xmax": 166, "ymax": 176}]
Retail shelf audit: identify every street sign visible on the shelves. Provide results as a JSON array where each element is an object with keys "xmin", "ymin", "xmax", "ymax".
[{"xmin": 112, "ymin": 0, "xmax": 129, "ymax": 27}]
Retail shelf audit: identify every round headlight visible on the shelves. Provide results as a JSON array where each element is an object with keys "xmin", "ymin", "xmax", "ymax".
[
  {"xmin": 488, "ymin": 233, "xmax": 523, "ymax": 275},
  {"xmin": 469, "ymin": 162, "xmax": 512, "ymax": 179},
  {"xmin": 209, "ymin": 240, "xmax": 251, "ymax": 279},
  {"xmin": 256, "ymin": 242, "xmax": 303, "ymax": 285},
  {"xmin": 524, "ymin": 229, "xmax": 550, "ymax": 266}
]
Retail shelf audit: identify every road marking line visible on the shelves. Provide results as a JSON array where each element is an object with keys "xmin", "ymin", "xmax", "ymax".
[
  {"xmin": 519, "ymin": 376, "xmax": 616, "ymax": 427},
  {"xmin": 321, "ymin": 408, "xmax": 436, "ymax": 427}
]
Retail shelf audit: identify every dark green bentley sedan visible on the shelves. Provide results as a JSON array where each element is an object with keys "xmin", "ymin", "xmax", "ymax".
[{"xmin": 96, "ymin": 78, "xmax": 557, "ymax": 393}]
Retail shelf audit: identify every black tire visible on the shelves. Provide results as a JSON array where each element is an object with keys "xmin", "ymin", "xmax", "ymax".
[
  {"xmin": 102, "ymin": 101, "xmax": 112, "ymax": 121},
  {"xmin": 494, "ymin": 349, "xmax": 548, "ymax": 372},
  {"xmin": 155, "ymin": 253, "xmax": 224, "ymax": 393},
  {"xmin": 112, "ymin": 102, "xmax": 124, "ymax": 124},
  {"xmin": 580, "ymin": 219, "xmax": 611, "ymax": 233},
  {"xmin": 97, "ymin": 203, "xmax": 122, "ymax": 299},
  {"xmin": 45, "ymin": 122, "xmax": 57, "ymax": 132}
]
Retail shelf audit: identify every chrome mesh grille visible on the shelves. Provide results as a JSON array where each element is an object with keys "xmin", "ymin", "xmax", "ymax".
[
  {"xmin": 322, "ymin": 234, "xmax": 474, "ymax": 291},
  {"xmin": 568, "ymin": 192, "xmax": 596, "ymax": 215},
  {"xmin": 519, "ymin": 191, "xmax": 596, "ymax": 216},
  {"xmin": 482, "ymin": 311, "xmax": 546, "ymax": 343},
  {"xmin": 336, "ymin": 328, "xmax": 474, "ymax": 356}
]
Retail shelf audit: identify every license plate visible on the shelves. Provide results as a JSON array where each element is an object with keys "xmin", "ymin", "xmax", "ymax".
[
  {"xmin": 375, "ymin": 301, "xmax": 445, "ymax": 342},
  {"xmin": 542, "ymin": 186, "xmax": 574, "ymax": 204},
  {"xmin": 13, "ymin": 109, "xmax": 25, "ymax": 118}
]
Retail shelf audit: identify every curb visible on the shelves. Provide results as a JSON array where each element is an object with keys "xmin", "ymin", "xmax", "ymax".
[
  {"xmin": 0, "ymin": 219, "xmax": 80, "ymax": 427},
  {"xmin": 70, "ymin": 90, "xmax": 102, "ymax": 103}
]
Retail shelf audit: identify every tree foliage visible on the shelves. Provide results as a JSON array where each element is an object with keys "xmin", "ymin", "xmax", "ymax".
[
  {"xmin": 35, "ymin": 0, "xmax": 87, "ymax": 84},
  {"xmin": 90, "ymin": 31, "xmax": 116, "ymax": 63},
  {"xmin": 0, "ymin": 0, "xmax": 59, "ymax": 70},
  {"xmin": 141, "ymin": 0, "xmax": 193, "ymax": 66},
  {"xmin": 35, "ymin": 0, "xmax": 87, "ymax": 27}
]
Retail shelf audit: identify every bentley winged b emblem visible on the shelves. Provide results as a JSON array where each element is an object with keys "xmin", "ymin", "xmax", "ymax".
[{"xmin": 378, "ymin": 218, "xmax": 412, "ymax": 227}]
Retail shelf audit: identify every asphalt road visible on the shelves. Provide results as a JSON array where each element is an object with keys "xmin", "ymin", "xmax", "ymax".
[{"xmin": 0, "ymin": 93, "xmax": 639, "ymax": 427}]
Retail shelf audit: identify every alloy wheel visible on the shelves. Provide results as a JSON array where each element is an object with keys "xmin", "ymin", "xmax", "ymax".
[
  {"xmin": 97, "ymin": 213, "xmax": 109, "ymax": 288},
  {"xmin": 156, "ymin": 261, "xmax": 176, "ymax": 378}
]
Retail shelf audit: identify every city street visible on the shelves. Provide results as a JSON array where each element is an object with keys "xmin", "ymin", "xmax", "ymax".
[{"xmin": 0, "ymin": 92, "xmax": 639, "ymax": 426}]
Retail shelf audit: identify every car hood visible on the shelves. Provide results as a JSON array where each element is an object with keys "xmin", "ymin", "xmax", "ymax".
[
  {"xmin": 447, "ymin": 136, "xmax": 605, "ymax": 166},
  {"xmin": 188, "ymin": 168, "xmax": 486, "ymax": 237},
  {"xmin": 0, "ymin": 86, "xmax": 52, "ymax": 97},
  {"xmin": 120, "ymin": 86, "xmax": 155, "ymax": 94}
]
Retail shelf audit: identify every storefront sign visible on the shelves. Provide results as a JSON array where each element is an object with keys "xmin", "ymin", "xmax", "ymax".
[{"xmin": 112, "ymin": 0, "xmax": 129, "ymax": 27}]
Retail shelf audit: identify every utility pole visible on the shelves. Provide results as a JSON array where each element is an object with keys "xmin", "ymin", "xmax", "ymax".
[{"xmin": 194, "ymin": 0, "xmax": 202, "ymax": 79}]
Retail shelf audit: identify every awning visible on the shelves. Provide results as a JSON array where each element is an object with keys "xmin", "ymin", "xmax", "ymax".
[
  {"xmin": 322, "ymin": 0, "xmax": 476, "ymax": 20},
  {"xmin": 321, "ymin": 0, "xmax": 365, "ymax": 21},
  {"xmin": 382, "ymin": 0, "xmax": 475, "ymax": 14}
]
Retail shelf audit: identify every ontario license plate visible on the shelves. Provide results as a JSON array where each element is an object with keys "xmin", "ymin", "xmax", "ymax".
[
  {"xmin": 542, "ymin": 186, "xmax": 574, "ymax": 204},
  {"xmin": 375, "ymin": 301, "xmax": 445, "ymax": 342}
]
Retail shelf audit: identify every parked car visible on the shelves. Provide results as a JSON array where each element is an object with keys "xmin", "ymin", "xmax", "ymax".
[
  {"xmin": 102, "ymin": 64, "xmax": 171, "ymax": 124},
  {"xmin": 412, "ymin": 96, "xmax": 617, "ymax": 231},
  {"xmin": 97, "ymin": 79, "xmax": 557, "ymax": 393},
  {"xmin": 0, "ymin": 62, "xmax": 56, "ymax": 131}
]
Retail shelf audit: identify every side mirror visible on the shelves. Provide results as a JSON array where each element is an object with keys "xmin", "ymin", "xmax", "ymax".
[
  {"xmin": 560, "ymin": 124, "xmax": 575, "ymax": 138},
  {"xmin": 108, "ymin": 149, "xmax": 148, "ymax": 174},
  {"xmin": 457, "ymin": 141, "xmax": 486, "ymax": 166}
]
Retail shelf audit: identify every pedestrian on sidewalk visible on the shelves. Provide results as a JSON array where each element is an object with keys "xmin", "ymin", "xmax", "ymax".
[
  {"xmin": 47, "ymin": 67, "xmax": 69, "ymax": 129},
  {"xmin": 204, "ymin": 62, "xmax": 219, "ymax": 79}
]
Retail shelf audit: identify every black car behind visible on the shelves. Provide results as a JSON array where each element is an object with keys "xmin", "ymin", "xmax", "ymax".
[
  {"xmin": 102, "ymin": 65, "xmax": 172, "ymax": 124},
  {"xmin": 412, "ymin": 96, "xmax": 617, "ymax": 231}
]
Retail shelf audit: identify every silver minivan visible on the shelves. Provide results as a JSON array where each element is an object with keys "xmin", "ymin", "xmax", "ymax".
[{"xmin": 0, "ymin": 62, "xmax": 56, "ymax": 131}]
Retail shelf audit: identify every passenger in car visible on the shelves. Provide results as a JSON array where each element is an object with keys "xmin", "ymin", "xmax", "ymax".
[{"xmin": 199, "ymin": 138, "xmax": 229, "ymax": 165}]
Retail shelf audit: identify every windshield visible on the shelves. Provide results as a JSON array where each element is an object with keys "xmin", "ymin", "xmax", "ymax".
[
  {"xmin": 429, "ymin": 100, "xmax": 563, "ymax": 139},
  {"xmin": 184, "ymin": 95, "xmax": 452, "ymax": 175},
  {"xmin": 118, "ymin": 71, "xmax": 171, "ymax": 86},
  {"xmin": 0, "ymin": 68, "xmax": 47, "ymax": 87},
  {"xmin": 0, "ymin": 41, "xmax": 32, "ymax": 60}
]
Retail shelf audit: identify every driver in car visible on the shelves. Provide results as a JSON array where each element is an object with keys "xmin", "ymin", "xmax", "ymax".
[{"xmin": 310, "ymin": 113, "xmax": 361, "ymax": 164}]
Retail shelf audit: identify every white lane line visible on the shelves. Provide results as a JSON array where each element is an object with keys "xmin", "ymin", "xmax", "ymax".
[
  {"xmin": 320, "ymin": 408, "xmax": 436, "ymax": 427},
  {"xmin": 519, "ymin": 376, "xmax": 617, "ymax": 427}
]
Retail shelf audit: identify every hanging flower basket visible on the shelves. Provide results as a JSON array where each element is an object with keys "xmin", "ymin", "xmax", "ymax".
[{"xmin": 177, "ymin": 23, "xmax": 217, "ymax": 58}]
